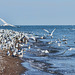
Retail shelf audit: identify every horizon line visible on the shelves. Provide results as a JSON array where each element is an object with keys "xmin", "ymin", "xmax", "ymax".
[{"xmin": 14, "ymin": 24, "xmax": 75, "ymax": 25}]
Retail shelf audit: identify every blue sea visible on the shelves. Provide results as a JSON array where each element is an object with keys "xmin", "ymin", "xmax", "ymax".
[{"xmin": 0, "ymin": 25, "xmax": 75, "ymax": 75}]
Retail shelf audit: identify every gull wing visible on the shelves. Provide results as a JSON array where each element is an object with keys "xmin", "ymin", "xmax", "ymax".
[
  {"xmin": 50, "ymin": 28, "xmax": 56, "ymax": 36},
  {"xmin": 0, "ymin": 18, "xmax": 7, "ymax": 24},
  {"xmin": 43, "ymin": 29, "xmax": 49, "ymax": 33}
]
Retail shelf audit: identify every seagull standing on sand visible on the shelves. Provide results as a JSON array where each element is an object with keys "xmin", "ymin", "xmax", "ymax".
[
  {"xmin": 12, "ymin": 51, "xmax": 17, "ymax": 57},
  {"xmin": 7, "ymin": 51, "xmax": 10, "ymax": 56},
  {"xmin": 17, "ymin": 49, "xmax": 23, "ymax": 58},
  {"xmin": 25, "ymin": 40, "xmax": 27, "ymax": 44},
  {"xmin": 23, "ymin": 38, "xmax": 25, "ymax": 43},
  {"xmin": 18, "ymin": 52, "xmax": 23, "ymax": 58},
  {"xmin": 12, "ymin": 48, "xmax": 18, "ymax": 57}
]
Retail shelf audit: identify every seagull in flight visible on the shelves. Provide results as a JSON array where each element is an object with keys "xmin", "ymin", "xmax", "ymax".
[
  {"xmin": 0, "ymin": 18, "xmax": 15, "ymax": 27},
  {"xmin": 49, "ymin": 28, "xmax": 56, "ymax": 36},
  {"xmin": 43, "ymin": 28, "xmax": 56, "ymax": 37}
]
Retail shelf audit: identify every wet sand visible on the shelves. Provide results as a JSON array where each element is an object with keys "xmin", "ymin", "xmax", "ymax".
[{"xmin": 0, "ymin": 50, "xmax": 26, "ymax": 75}]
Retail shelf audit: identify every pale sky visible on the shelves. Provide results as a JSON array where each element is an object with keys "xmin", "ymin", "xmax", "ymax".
[{"xmin": 0, "ymin": 0, "xmax": 75, "ymax": 25}]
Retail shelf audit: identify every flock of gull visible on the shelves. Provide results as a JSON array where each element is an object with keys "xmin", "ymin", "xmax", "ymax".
[
  {"xmin": 0, "ymin": 27, "xmax": 75, "ymax": 58},
  {"xmin": 0, "ymin": 29, "xmax": 31, "ymax": 58}
]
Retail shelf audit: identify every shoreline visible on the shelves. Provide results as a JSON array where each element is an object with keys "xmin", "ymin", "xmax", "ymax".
[
  {"xmin": 0, "ymin": 29, "xmax": 29, "ymax": 75},
  {"xmin": 0, "ymin": 50, "xmax": 27, "ymax": 75}
]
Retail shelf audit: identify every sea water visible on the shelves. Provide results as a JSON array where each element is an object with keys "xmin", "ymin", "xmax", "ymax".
[{"xmin": 0, "ymin": 25, "xmax": 75, "ymax": 75}]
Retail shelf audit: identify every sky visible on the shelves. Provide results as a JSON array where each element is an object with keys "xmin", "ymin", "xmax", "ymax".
[{"xmin": 0, "ymin": 0, "xmax": 75, "ymax": 25}]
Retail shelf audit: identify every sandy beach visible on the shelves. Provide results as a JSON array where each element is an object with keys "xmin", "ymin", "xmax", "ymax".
[{"xmin": 0, "ymin": 50, "xmax": 26, "ymax": 75}]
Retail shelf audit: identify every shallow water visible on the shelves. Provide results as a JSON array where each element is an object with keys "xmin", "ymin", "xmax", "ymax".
[{"xmin": 0, "ymin": 25, "xmax": 75, "ymax": 75}]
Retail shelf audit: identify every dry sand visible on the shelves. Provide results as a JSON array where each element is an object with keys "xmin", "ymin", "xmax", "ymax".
[{"xmin": 0, "ymin": 50, "xmax": 26, "ymax": 75}]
